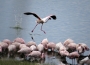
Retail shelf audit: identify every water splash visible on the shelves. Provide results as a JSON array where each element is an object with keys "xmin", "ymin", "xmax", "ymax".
[
  {"xmin": 10, "ymin": 13, "xmax": 23, "ymax": 37},
  {"xmin": 10, "ymin": 13, "xmax": 23, "ymax": 29}
]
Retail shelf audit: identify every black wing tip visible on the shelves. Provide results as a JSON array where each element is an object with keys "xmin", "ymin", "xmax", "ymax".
[
  {"xmin": 51, "ymin": 15, "xmax": 57, "ymax": 20},
  {"xmin": 24, "ymin": 12, "xmax": 34, "ymax": 15},
  {"xmin": 23, "ymin": 12, "xmax": 41, "ymax": 19},
  {"xmin": 24, "ymin": 12, "xmax": 30, "ymax": 15}
]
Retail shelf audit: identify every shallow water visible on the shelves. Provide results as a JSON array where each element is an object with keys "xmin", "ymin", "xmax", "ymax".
[
  {"xmin": 0, "ymin": 0, "xmax": 90, "ymax": 64},
  {"xmin": 0, "ymin": 51, "xmax": 71, "ymax": 65}
]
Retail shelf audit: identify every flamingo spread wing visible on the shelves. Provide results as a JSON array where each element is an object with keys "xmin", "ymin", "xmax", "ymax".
[
  {"xmin": 24, "ymin": 12, "xmax": 41, "ymax": 20},
  {"xmin": 24, "ymin": 12, "xmax": 56, "ymax": 34}
]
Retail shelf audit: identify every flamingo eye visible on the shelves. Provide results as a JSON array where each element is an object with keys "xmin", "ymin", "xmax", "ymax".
[{"xmin": 49, "ymin": 18, "xmax": 51, "ymax": 20}]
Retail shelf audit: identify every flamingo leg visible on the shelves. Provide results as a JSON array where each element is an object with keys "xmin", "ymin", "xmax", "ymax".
[
  {"xmin": 72, "ymin": 59, "xmax": 73, "ymax": 64},
  {"xmin": 74, "ymin": 59, "xmax": 75, "ymax": 65},
  {"xmin": 72, "ymin": 59, "xmax": 73, "ymax": 65},
  {"xmin": 41, "ymin": 24, "xmax": 46, "ymax": 34},
  {"xmin": 31, "ymin": 23, "xmax": 38, "ymax": 32}
]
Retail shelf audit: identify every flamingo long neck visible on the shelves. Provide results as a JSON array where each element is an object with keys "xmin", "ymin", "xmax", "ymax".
[{"xmin": 42, "ymin": 16, "xmax": 50, "ymax": 23}]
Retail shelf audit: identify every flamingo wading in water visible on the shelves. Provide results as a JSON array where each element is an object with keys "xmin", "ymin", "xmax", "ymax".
[{"xmin": 24, "ymin": 12, "xmax": 56, "ymax": 34}]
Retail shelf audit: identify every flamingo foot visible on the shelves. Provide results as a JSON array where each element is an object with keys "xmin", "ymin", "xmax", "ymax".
[
  {"xmin": 42, "ymin": 30, "xmax": 46, "ymax": 34},
  {"xmin": 43, "ymin": 31, "xmax": 46, "ymax": 34},
  {"xmin": 41, "ymin": 30, "xmax": 46, "ymax": 34}
]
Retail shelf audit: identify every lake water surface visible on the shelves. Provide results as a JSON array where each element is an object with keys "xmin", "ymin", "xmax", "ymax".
[{"xmin": 0, "ymin": 0, "xmax": 90, "ymax": 64}]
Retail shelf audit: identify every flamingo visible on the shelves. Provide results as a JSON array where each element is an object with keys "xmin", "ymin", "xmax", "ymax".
[
  {"xmin": 41, "ymin": 38, "xmax": 48, "ymax": 50},
  {"xmin": 24, "ymin": 12, "xmax": 56, "ymax": 34},
  {"xmin": 27, "ymin": 51, "xmax": 45, "ymax": 61},
  {"xmin": 77, "ymin": 54, "xmax": 90, "ymax": 65},
  {"xmin": 37, "ymin": 43, "xmax": 44, "ymax": 52},
  {"xmin": 13, "ymin": 37, "xmax": 25, "ymax": 44},
  {"xmin": 67, "ymin": 51, "xmax": 80, "ymax": 65},
  {"xmin": 3, "ymin": 39, "xmax": 12, "ymax": 45},
  {"xmin": 8, "ymin": 44, "xmax": 16, "ymax": 57},
  {"xmin": 29, "ymin": 45, "xmax": 37, "ymax": 51},
  {"xmin": 46, "ymin": 42, "xmax": 56, "ymax": 51},
  {"xmin": 26, "ymin": 41, "xmax": 36, "ymax": 47}
]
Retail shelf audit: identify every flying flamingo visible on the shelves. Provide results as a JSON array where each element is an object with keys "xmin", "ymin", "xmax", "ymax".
[{"xmin": 24, "ymin": 12, "xmax": 56, "ymax": 34}]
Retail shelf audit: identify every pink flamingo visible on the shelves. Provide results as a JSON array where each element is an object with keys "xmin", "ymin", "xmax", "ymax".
[
  {"xmin": 19, "ymin": 44, "xmax": 27, "ymax": 49},
  {"xmin": 76, "ymin": 44, "xmax": 85, "ymax": 54},
  {"xmin": 24, "ymin": 12, "xmax": 56, "ymax": 34},
  {"xmin": 37, "ymin": 43, "xmax": 44, "ymax": 52},
  {"xmin": 59, "ymin": 50, "xmax": 69, "ymax": 57},
  {"xmin": 41, "ymin": 38, "xmax": 48, "ymax": 50},
  {"xmin": 29, "ymin": 45, "xmax": 37, "ymax": 51},
  {"xmin": 3, "ymin": 39, "xmax": 12, "ymax": 45},
  {"xmin": 46, "ymin": 42, "xmax": 56, "ymax": 51},
  {"xmin": 28, "ymin": 51, "xmax": 45, "ymax": 61},
  {"xmin": 18, "ymin": 47, "xmax": 31, "ymax": 54},
  {"xmin": 76, "ymin": 43, "xmax": 89, "ymax": 54},
  {"xmin": 0, "ymin": 46, "xmax": 2, "ymax": 53},
  {"xmin": 67, "ymin": 43, "xmax": 77, "ymax": 52},
  {"xmin": 55, "ymin": 42, "xmax": 64, "ymax": 52},
  {"xmin": 0, "ymin": 42, "xmax": 9, "ymax": 54},
  {"xmin": 67, "ymin": 51, "xmax": 80, "ymax": 65},
  {"xmin": 13, "ymin": 37, "xmax": 25, "ymax": 44},
  {"xmin": 63, "ymin": 38, "xmax": 74, "ymax": 47},
  {"xmin": 26, "ymin": 41, "xmax": 36, "ymax": 47},
  {"xmin": 79, "ymin": 43, "xmax": 89, "ymax": 51},
  {"xmin": 8, "ymin": 44, "xmax": 16, "ymax": 57},
  {"xmin": 63, "ymin": 39, "xmax": 77, "ymax": 52},
  {"xmin": 12, "ymin": 42, "xmax": 21, "ymax": 49},
  {"xmin": 77, "ymin": 54, "xmax": 90, "ymax": 65},
  {"xmin": 58, "ymin": 42, "xmax": 69, "ymax": 56}
]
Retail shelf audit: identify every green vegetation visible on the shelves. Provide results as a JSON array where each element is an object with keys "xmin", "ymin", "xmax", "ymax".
[
  {"xmin": 0, "ymin": 59, "xmax": 49, "ymax": 65},
  {"xmin": 0, "ymin": 58, "xmax": 37, "ymax": 65}
]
